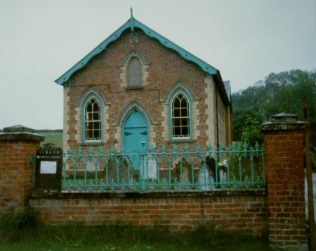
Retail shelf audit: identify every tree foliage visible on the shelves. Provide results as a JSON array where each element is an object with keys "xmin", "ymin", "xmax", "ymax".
[{"xmin": 232, "ymin": 69, "xmax": 316, "ymax": 144}]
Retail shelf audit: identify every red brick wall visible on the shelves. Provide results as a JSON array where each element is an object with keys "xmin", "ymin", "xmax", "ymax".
[
  {"xmin": 29, "ymin": 192, "xmax": 267, "ymax": 235},
  {"xmin": 0, "ymin": 141, "xmax": 40, "ymax": 214},
  {"xmin": 264, "ymin": 130, "xmax": 307, "ymax": 248}
]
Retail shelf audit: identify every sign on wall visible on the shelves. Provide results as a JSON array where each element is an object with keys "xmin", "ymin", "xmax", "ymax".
[
  {"xmin": 40, "ymin": 161, "xmax": 57, "ymax": 174},
  {"xmin": 35, "ymin": 143, "xmax": 62, "ymax": 192}
]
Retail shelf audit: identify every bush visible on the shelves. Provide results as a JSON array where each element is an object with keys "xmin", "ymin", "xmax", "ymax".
[{"xmin": 0, "ymin": 208, "xmax": 40, "ymax": 231}]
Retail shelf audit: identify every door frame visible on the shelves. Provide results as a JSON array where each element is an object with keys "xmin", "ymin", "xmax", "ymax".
[{"xmin": 121, "ymin": 107, "xmax": 150, "ymax": 153}]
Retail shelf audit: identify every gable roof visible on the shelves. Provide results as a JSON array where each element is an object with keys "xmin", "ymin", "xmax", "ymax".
[{"xmin": 55, "ymin": 16, "xmax": 220, "ymax": 86}]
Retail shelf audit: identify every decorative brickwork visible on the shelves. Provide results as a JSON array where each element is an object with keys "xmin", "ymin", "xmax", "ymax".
[
  {"xmin": 120, "ymin": 48, "xmax": 149, "ymax": 88},
  {"xmin": 0, "ymin": 125, "xmax": 43, "ymax": 214},
  {"xmin": 262, "ymin": 113, "xmax": 308, "ymax": 250},
  {"xmin": 63, "ymin": 87, "xmax": 70, "ymax": 151},
  {"xmin": 62, "ymin": 29, "xmax": 229, "ymax": 151},
  {"xmin": 192, "ymin": 101, "xmax": 200, "ymax": 141}
]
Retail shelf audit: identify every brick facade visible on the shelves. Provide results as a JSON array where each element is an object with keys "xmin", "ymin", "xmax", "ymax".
[{"xmin": 62, "ymin": 28, "xmax": 230, "ymax": 152}]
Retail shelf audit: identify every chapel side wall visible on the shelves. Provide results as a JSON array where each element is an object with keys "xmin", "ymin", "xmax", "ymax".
[
  {"xmin": 204, "ymin": 76, "xmax": 216, "ymax": 148},
  {"xmin": 63, "ymin": 30, "xmax": 215, "ymax": 151},
  {"xmin": 217, "ymin": 92, "xmax": 227, "ymax": 147},
  {"xmin": 225, "ymin": 105, "xmax": 232, "ymax": 146}
]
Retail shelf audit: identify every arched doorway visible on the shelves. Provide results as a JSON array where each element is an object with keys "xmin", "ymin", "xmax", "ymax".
[{"xmin": 122, "ymin": 108, "xmax": 149, "ymax": 170}]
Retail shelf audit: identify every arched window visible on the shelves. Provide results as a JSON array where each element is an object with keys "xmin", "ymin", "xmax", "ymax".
[
  {"xmin": 171, "ymin": 92, "xmax": 191, "ymax": 139},
  {"xmin": 84, "ymin": 97, "xmax": 101, "ymax": 141},
  {"xmin": 127, "ymin": 57, "xmax": 142, "ymax": 88}
]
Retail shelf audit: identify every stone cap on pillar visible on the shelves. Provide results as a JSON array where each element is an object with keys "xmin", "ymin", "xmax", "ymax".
[
  {"xmin": 262, "ymin": 113, "xmax": 307, "ymax": 132},
  {"xmin": 0, "ymin": 125, "xmax": 44, "ymax": 142}
]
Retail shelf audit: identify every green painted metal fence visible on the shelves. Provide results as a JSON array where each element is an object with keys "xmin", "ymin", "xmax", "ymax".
[{"xmin": 62, "ymin": 143, "xmax": 265, "ymax": 192}]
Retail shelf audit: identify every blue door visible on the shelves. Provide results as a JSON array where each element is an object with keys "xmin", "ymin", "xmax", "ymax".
[{"xmin": 123, "ymin": 109, "xmax": 149, "ymax": 170}]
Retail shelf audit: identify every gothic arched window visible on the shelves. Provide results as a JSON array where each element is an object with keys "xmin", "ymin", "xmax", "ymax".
[
  {"xmin": 171, "ymin": 92, "xmax": 191, "ymax": 139},
  {"xmin": 84, "ymin": 97, "xmax": 101, "ymax": 141},
  {"xmin": 127, "ymin": 57, "xmax": 142, "ymax": 88}
]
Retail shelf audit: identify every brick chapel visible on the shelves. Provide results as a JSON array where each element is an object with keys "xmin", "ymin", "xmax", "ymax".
[{"xmin": 55, "ymin": 14, "xmax": 232, "ymax": 153}]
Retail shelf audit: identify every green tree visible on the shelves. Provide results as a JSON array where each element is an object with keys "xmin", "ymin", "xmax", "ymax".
[
  {"xmin": 262, "ymin": 70, "xmax": 316, "ymax": 121},
  {"xmin": 240, "ymin": 113, "xmax": 263, "ymax": 145},
  {"xmin": 232, "ymin": 69, "xmax": 316, "ymax": 143}
]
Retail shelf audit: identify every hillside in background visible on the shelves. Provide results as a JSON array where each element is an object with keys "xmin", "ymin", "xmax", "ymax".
[
  {"xmin": 36, "ymin": 130, "xmax": 63, "ymax": 148},
  {"xmin": 0, "ymin": 129, "xmax": 63, "ymax": 148}
]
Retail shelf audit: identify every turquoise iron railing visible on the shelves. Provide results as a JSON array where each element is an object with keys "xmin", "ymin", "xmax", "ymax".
[{"xmin": 62, "ymin": 143, "xmax": 265, "ymax": 192}]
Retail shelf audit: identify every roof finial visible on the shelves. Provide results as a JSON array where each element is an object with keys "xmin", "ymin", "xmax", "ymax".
[{"xmin": 130, "ymin": 7, "xmax": 135, "ymax": 32}]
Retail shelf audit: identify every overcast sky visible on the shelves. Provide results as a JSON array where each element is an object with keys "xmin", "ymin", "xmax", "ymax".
[{"xmin": 0, "ymin": 0, "xmax": 315, "ymax": 129}]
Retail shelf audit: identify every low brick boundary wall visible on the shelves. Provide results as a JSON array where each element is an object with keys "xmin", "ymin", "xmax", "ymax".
[
  {"xmin": 1, "ymin": 114, "xmax": 311, "ymax": 250},
  {"xmin": 29, "ymin": 191, "xmax": 267, "ymax": 234}
]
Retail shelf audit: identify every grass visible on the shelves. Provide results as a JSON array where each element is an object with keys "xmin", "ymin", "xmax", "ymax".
[
  {"xmin": 0, "ymin": 208, "xmax": 277, "ymax": 251},
  {"xmin": 0, "ymin": 224, "xmax": 274, "ymax": 251}
]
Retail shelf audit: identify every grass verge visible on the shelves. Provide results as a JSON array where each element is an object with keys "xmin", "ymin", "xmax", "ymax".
[
  {"xmin": 0, "ymin": 224, "xmax": 274, "ymax": 251},
  {"xmin": 0, "ymin": 208, "xmax": 275, "ymax": 251}
]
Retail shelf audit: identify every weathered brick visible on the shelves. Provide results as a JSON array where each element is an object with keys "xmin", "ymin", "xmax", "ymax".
[
  {"xmin": 0, "ymin": 139, "xmax": 40, "ymax": 214},
  {"xmin": 263, "ymin": 115, "xmax": 308, "ymax": 250},
  {"xmin": 29, "ymin": 193, "xmax": 266, "ymax": 236},
  {"xmin": 63, "ymin": 29, "xmax": 230, "ymax": 152}
]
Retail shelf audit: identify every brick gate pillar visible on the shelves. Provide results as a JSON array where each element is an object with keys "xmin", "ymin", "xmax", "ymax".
[
  {"xmin": 0, "ymin": 125, "xmax": 43, "ymax": 214},
  {"xmin": 262, "ymin": 113, "xmax": 308, "ymax": 250}
]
